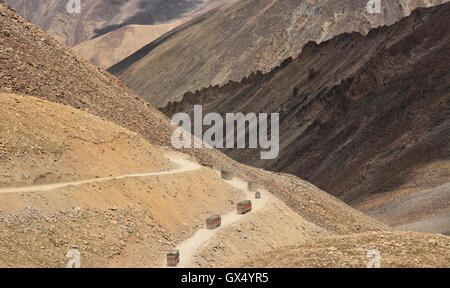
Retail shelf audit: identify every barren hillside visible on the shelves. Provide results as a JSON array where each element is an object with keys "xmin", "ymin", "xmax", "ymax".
[
  {"xmin": 0, "ymin": 93, "xmax": 333, "ymax": 267},
  {"xmin": 0, "ymin": 93, "xmax": 246, "ymax": 267},
  {"xmin": 109, "ymin": 0, "xmax": 447, "ymax": 107},
  {"xmin": 0, "ymin": 93, "xmax": 172, "ymax": 188},
  {"xmin": 162, "ymin": 3, "xmax": 450, "ymax": 233}
]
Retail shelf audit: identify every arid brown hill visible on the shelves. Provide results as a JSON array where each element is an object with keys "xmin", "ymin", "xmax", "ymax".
[
  {"xmin": 109, "ymin": 0, "xmax": 447, "ymax": 107},
  {"xmin": 162, "ymin": 4, "xmax": 450, "ymax": 233},
  {"xmin": 0, "ymin": 0, "xmax": 389, "ymax": 236}
]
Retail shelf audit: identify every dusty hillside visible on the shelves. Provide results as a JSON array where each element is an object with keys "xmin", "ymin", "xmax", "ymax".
[
  {"xmin": 0, "ymin": 93, "xmax": 173, "ymax": 188},
  {"xmin": 0, "ymin": 93, "xmax": 378, "ymax": 268},
  {"xmin": 109, "ymin": 0, "xmax": 447, "ymax": 107},
  {"xmin": 163, "ymin": 3, "xmax": 450, "ymax": 233},
  {"xmin": 0, "ymin": 94, "xmax": 391, "ymax": 268},
  {"xmin": 235, "ymin": 232, "xmax": 450, "ymax": 268},
  {"xmin": 0, "ymin": 0, "xmax": 391, "ymax": 237},
  {"xmin": 0, "ymin": 93, "xmax": 249, "ymax": 267}
]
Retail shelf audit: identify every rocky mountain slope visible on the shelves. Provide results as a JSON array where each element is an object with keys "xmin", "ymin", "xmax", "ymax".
[
  {"xmin": 0, "ymin": 92, "xmax": 330, "ymax": 268},
  {"xmin": 0, "ymin": 92, "xmax": 244, "ymax": 267},
  {"xmin": 162, "ymin": 3, "xmax": 450, "ymax": 233},
  {"xmin": 0, "ymin": 93, "xmax": 173, "ymax": 188},
  {"xmin": 109, "ymin": 0, "xmax": 448, "ymax": 107}
]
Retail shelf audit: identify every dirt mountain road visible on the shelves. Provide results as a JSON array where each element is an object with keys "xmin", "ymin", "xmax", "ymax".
[
  {"xmin": 0, "ymin": 155, "xmax": 202, "ymax": 194},
  {"xmin": 166, "ymin": 171, "xmax": 274, "ymax": 268},
  {"xmin": 0, "ymin": 148, "xmax": 275, "ymax": 268}
]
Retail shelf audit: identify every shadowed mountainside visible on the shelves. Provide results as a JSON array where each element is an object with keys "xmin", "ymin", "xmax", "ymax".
[
  {"xmin": 162, "ymin": 3, "xmax": 450, "ymax": 233},
  {"xmin": 110, "ymin": 0, "xmax": 448, "ymax": 107}
]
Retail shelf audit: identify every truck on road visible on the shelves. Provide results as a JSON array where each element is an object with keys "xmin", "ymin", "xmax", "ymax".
[
  {"xmin": 221, "ymin": 170, "xmax": 233, "ymax": 180},
  {"xmin": 201, "ymin": 162, "xmax": 214, "ymax": 169},
  {"xmin": 237, "ymin": 200, "xmax": 252, "ymax": 214},
  {"xmin": 167, "ymin": 250, "xmax": 180, "ymax": 266},
  {"xmin": 206, "ymin": 215, "xmax": 222, "ymax": 229},
  {"xmin": 248, "ymin": 181, "xmax": 259, "ymax": 192}
]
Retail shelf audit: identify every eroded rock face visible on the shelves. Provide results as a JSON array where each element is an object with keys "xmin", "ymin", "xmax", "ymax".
[
  {"xmin": 162, "ymin": 3, "xmax": 450, "ymax": 230},
  {"xmin": 110, "ymin": 0, "xmax": 448, "ymax": 107}
]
